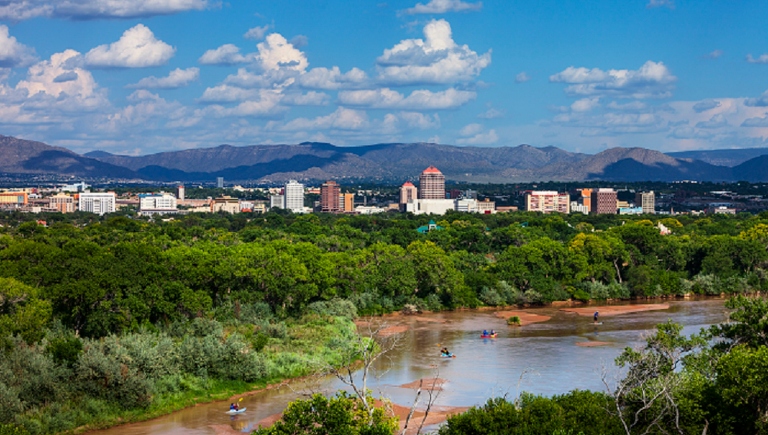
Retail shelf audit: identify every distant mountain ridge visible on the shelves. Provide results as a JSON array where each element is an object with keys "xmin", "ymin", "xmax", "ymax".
[{"xmin": 6, "ymin": 135, "xmax": 768, "ymax": 182}]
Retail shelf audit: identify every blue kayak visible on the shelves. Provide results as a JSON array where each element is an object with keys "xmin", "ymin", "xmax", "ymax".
[
  {"xmin": 440, "ymin": 353, "xmax": 456, "ymax": 358},
  {"xmin": 226, "ymin": 407, "xmax": 246, "ymax": 414}
]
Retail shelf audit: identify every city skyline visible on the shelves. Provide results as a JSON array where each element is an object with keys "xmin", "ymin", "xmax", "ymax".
[{"xmin": 0, "ymin": 1, "xmax": 767, "ymax": 156}]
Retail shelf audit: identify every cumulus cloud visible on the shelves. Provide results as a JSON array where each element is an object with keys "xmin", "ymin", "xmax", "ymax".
[
  {"xmin": 397, "ymin": 111, "xmax": 440, "ymax": 129},
  {"xmin": 549, "ymin": 60, "xmax": 676, "ymax": 99},
  {"xmin": 477, "ymin": 107, "xmax": 503, "ymax": 119},
  {"xmin": 646, "ymin": 0, "xmax": 674, "ymax": 8},
  {"xmin": 127, "ymin": 67, "xmax": 199, "ymax": 89},
  {"xmin": 16, "ymin": 49, "xmax": 108, "ymax": 111},
  {"xmin": 198, "ymin": 84, "xmax": 258, "ymax": 103},
  {"xmin": 456, "ymin": 125, "xmax": 497, "ymax": 144},
  {"xmin": 401, "ymin": 0, "xmax": 482, "ymax": 15},
  {"xmin": 747, "ymin": 54, "xmax": 768, "ymax": 64},
  {"xmin": 85, "ymin": 24, "xmax": 175, "ymax": 68},
  {"xmin": 571, "ymin": 97, "xmax": 600, "ymax": 112},
  {"xmin": 338, "ymin": 87, "xmax": 475, "ymax": 110},
  {"xmin": 741, "ymin": 115, "xmax": 768, "ymax": 128},
  {"xmin": 0, "ymin": 25, "xmax": 36, "ymax": 68},
  {"xmin": 705, "ymin": 49, "xmax": 723, "ymax": 59},
  {"xmin": 695, "ymin": 113, "xmax": 728, "ymax": 129},
  {"xmin": 276, "ymin": 107, "xmax": 369, "ymax": 131},
  {"xmin": 199, "ymin": 44, "xmax": 251, "ymax": 65},
  {"xmin": 0, "ymin": 0, "xmax": 208, "ymax": 20},
  {"xmin": 297, "ymin": 66, "xmax": 368, "ymax": 90},
  {"xmin": 514, "ymin": 72, "xmax": 530, "ymax": 83},
  {"xmin": 745, "ymin": 91, "xmax": 768, "ymax": 107},
  {"xmin": 376, "ymin": 19, "xmax": 491, "ymax": 85},
  {"xmin": 282, "ymin": 91, "xmax": 329, "ymax": 106},
  {"xmin": 244, "ymin": 25, "xmax": 271, "ymax": 40},
  {"xmin": 256, "ymin": 33, "xmax": 308, "ymax": 72},
  {"xmin": 692, "ymin": 99, "xmax": 720, "ymax": 113}
]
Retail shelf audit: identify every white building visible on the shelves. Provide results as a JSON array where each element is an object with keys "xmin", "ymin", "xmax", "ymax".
[
  {"xmin": 355, "ymin": 206, "xmax": 387, "ymax": 215},
  {"xmin": 139, "ymin": 193, "xmax": 177, "ymax": 210},
  {"xmin": 455, "ymin": 198, "xmax": 479, "ymax": 213},
  {"xmin": 525, "ymin": 191, "xmax": 570, "ymax": 214},
  {"xmin": 404, "ymin": 198, "xmax": 456, "ymax": 215},
  {"xmin": 79, "ymin": 192, "xmax": 116, "ymax": 215},
  {"xmin": 284, "ymin": 180, "xmax": 304, "ymax": 213},
  {"xmin": 270, "ymin": 194, "xmax": 284, "ymax": 209},
  {"xmin": 570, "ymin": 201, "xmax": 590, "ymax": 214}
]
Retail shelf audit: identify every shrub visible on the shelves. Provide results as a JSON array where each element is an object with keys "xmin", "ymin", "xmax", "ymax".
[
  {"xmin": 479, "ymin": 287, "xmax": 505, "ymax": 307},
  {"xmin": 306, "ymin": 299, "xmax": 358, "ymax": 319},
  {"xmin": 507, "ymin": 316, "xmax": 521, "ymax": 326}
]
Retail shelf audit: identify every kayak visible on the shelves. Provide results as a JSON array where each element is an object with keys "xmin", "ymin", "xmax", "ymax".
[
  {"xmin": 226, "ymin": 408, "xmax": 247, "ymax": 414},
  {"xmin": 480, "ymin": 334, "xmax": 497, "ymax": 338},
  {"xmin": 440, "ymin": 353, "xmax": 456, "ymax": 358}
]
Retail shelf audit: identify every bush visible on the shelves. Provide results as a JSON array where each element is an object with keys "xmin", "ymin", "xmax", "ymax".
[
  {"xmin": 496, "ymin": 281, "xmax": 522, "ymax": 305},
  {"xmin": 179, "ymin": 333, "xmax": 266, "ymax": 382},
  {"xmin": 479, "ymin": 287, "xmax": 505, "ymax": 307},
  {"xmin": 580, "ymin": 281, "xmax": 630, "ymax": 300},
  {"xmin": 507, "ymin": 316, "xmax": 521, "ymax": 326},
  {"xmin": 306, "ymin": 299, "xmax": 358, "ymax": 319}
]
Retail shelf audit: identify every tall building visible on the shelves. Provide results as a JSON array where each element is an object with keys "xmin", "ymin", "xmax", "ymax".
[
  {"xmin": 79, "ymin": 192, "xmax": 116, "ymax": 215},
  {"xmin": 177, "ymin": 185, "xmax": 185, "ymax": 201},
  {"xmin": 635, "ymin": 191, "xmax": 655, "ymax": 214},
  {"xmin": 320, "ymin": 181, "xmax": 341, "ymax": 213},
  {"xmin": 400, "ymin": 182, "xmax": 418, "ymax": 207},
  {"xmin": 284, "ymin": 180, "xmax": 304, "ymax": 213},
  {"xmin": 525, "ymin": 191, "xmax": 570, "ymax": 214},
  {"xmin": 591, "ymin": 188, "xmax": 618, "ymax": 214},
  {"xmin": 49, "ymin": 193, "xmax": 74, "ymax": 213},
  {"xmin": 216, "ymin": 177, "xmax": 224, "ymax": 188},
  {"xmin": 579, "ymin": 188, "xmax": 593, "ymax": 211},
  {"xmin": 340, "ymin": 193, "xmax": 355, "ymax": 213},
  {"xmin": 270, "ymin": 194, "xmax": 284, "ymax": 209},
  {"xmin": 418, "ymin": 166, "xmax": 445, "ymax": 200}
]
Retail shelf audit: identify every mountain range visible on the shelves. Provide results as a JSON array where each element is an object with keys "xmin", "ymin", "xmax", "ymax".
[{"xmin": 1, "ymin": 134, "xmax": 767, "ymax": 183}]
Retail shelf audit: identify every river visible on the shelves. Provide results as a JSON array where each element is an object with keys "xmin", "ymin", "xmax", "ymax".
[{"xmin": 90, "ymin": 298, "xmax": 728, "ymax": 435}]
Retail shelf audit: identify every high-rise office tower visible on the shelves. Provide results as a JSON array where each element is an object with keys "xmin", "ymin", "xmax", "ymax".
[{"xmin": 418, "ymin": 166, "xmax": 445, "ymax": 200}]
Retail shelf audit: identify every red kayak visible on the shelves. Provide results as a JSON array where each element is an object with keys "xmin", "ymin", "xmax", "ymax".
[{"xmin": 480, "ymin": 333, "xmax": 498, "ymax": 338}]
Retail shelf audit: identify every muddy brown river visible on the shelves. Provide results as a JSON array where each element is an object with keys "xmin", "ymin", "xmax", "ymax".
[{"xmin": 90, "ymin": 298, "xmax": 728, "ymax": 435}]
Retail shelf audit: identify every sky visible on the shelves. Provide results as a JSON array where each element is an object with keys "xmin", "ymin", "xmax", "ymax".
[{"xmin": 1, "ymin": 0, "xmax": 768, "ymax": 156}]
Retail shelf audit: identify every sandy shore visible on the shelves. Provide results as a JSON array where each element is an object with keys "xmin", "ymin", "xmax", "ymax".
[
  {"xmin": 399, "ymin": 377, "xmax": 448, "ymax": 391},
  {"xmin": 560, "ymin": 304, "xmax": 670, "ymax": 317},
  {"xmin": 493, "ymin": 310, "xmax": 551, "ymax": 325},
  {"xmin": 576, "ymin": 341, "xmax": 610, "ymax": 347}
]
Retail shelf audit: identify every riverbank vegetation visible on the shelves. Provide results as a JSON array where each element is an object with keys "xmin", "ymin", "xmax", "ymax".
[{"xmin": 1, "ymin": 210, "xmax": 768, "ymax": 433}]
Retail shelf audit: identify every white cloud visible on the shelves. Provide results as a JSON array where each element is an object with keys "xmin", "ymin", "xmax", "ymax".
[
  {"xmin": 571, "ymin": 97, "xmax": 600, "ymax": 112},
  {"xmin": 297, "ymin": 66, "xmax": 368, "ymax": 90},
  {"xmin": 549, "ymin": 60, "xmax": 676, "ymax": 99},
  {"xmin": 0, "ymin": 25, "xmax": 36, "ymax": 68},
  {"xmin": 459, "ymin": 122, "xmax": 483, "ymax": 136},
  {"xmin": 85, "ymin": 24, "xmax": 175, "ymax": 68},
  {"xmin": 128, "ymin": 67, "xmax": 199, "ymax": 89},
  {"xmin": 746, "ymin": 54, "xmax": 768, "ymax": 64},
  {"xmin": 338, "ymin": 87, "xmax": 475, "ymax": 110},
  {"xmin": 244, "ymin": 25, "xmax": 271, "ymax": 40},
  {"xmin": 705, "ymin": 49, "xmax": 722, "ymax": 59},
  {"xmin": 0, "ymin": 0, "xmax": 208, "ymax": 20},
  {"xmin": 695, "ymin": 113, "xmax": 728, "ymax": 129},
  {"xmin": 745, "ymin": 90, "xmax": 768, "ymax": 107},
  {"xmin": 16, "ymin": 49, "xmax": 107, "ymax": 110},
  {"xmin": 514, "ymin": 72, "xmax": 530, "ymax": 83},
  {"xmin": 199, "ymin": 44, "xmax": 251, "ymax": 65},
  {"xmin": 401, "ymin": 0, "xmax": 482, "ymax": 15},
  {"xmin": 397, "ymin": 111, "xmax": 440, "ymax": 129},
  {"xmin": 456, "ymin": 127, "xmax": 497, "ymax": 145},
  {"xmin": 198, "ymin": 84, "xmax": 259, "ymax": 103},
  {"xmin": 477, "ymin": 107, "xmax": 503, "ymax": 119},
  {"xmin": 692, "ymin": 99, "xmax": 720, "ymax": 113},
  {"xmin": 646, "ymin": 0, "xmax": 674, "ymax": 9},
  {"xmin": 256, "ymin": 33, "xmax": 308, "ymax": 72},
  {"xmin": 282, "ymin": 91, "xmax": 329, "ymax": 106},
  {"xmin": 376, "ymin": 19, "xmax": 491, "ymax": 85},
  {"xmin": 276, "ymin": 107, "xmax": 369, "ymax": 131},
  {"xmin": 741, "ymin": 115, "xmax": 768, "ymax": 128}
]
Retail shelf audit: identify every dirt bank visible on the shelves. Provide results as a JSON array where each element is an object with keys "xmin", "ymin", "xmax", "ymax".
[
  {"xmin": 494, "ymin": 310, "xmax": 551, "ymax": 325},
  {"xmin": 560, "ymin": 304, "xmax": 670, "ymax": 317},
  {"xmin": 399, "ymin": 377, "xmax": 448, "ymax": 391},
  {"xmin": 576, "ymin": 341, "xmax": 610, "ymax": 347}
]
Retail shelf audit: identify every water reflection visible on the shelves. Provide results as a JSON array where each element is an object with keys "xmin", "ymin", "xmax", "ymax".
[{"xmin": 90, "ymin": 299, "xmax": 727, "ymax": 435}]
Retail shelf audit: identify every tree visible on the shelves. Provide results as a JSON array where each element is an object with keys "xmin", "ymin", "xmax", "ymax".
[{"xmin": 0, "ymin": 277, "xmax": 52, "ymax": 343}]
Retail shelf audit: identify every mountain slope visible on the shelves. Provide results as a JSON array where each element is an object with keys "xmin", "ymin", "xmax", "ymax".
[
  {"xmin": 668, "ymin": 148, "xmax": 768, "ymax": 167},
  {"xmin": 732, "ymin": 155, "xmax": 768, "ymax": 182},
  {"xmin": 0, "ymin": 136, "xmax": 139, "ymax": 178}
]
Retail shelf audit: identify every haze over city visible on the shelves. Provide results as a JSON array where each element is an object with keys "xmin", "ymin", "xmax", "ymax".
[{"xmin": 1, "ymin": 0, "xmax": 767, "ymax": 155}]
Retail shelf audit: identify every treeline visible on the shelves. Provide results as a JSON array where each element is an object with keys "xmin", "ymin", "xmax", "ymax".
[{"xmin": 2, "ymin": 210, "xmax": 768, "ymax": 433}]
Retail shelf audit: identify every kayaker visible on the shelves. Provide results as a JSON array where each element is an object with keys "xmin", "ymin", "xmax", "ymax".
[
  {"xmin": 490, "ymin": 330, "xmax": 496, "ymax": 335},
  {"xmin": 230, "ymin": 403, "xmax": 236, "ymax": 411},
  {"xmin": 482, "ymin": 329, "xmax": 489, "ymax": 336},
  {"xmin": 441, "ymin": 347, "xmax": 450, "ymax": 356},
  {"xmin": 594, "ymin": 311, "xmax": 599, "ymax": 323}
]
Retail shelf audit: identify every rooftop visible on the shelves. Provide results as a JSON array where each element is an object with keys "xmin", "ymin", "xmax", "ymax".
[{"xmin": 421, "ymin": 166, "xmax": 442, "ymax": 174}]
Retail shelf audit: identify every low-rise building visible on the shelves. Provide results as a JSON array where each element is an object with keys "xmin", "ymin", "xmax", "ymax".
[
  {"xmin": 79, "ymin": 192, "xmax": 116, "ymax": 215},
  {"xmin": 211, "ymin": 196, "xmax": 240, "ymax": 214},
  {"xmin": 525, "ymin": 191, "xmax": 570, "ymax": 213},
  {"xmin": 49, "ymin": 193, "xmax": 74, "ymax": 213}
]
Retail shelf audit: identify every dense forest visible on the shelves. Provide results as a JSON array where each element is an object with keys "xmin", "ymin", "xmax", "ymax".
[{"xmin": 1, "ymin": 208, "xmax": 768, "ymax": 434}]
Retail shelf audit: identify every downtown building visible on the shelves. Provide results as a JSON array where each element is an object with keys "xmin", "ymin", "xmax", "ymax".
[
  {"xmin": 591, "ymin": 188, "xmax": 618, "ymax": 214},
  {"xmin": 524, "ymin": 191, "xmax": 570, "ymax": 214},
  {"xmin": 418, "ymin": 166, "xmax": 445, "ymax": 199},
  {"xmin": 320, "ymin": 180, "xmax": 341, "ymax": 213},
  {"xmin": 79, "ymin": 192, "xmax": 116, "ymax": 215},
  {"xmin": 284, "ymin": 180, "xmax": 305, "ymax": 213},
  {"xmin": 635, "ymin": 191, "xmax": 655, "ymax": 214}
]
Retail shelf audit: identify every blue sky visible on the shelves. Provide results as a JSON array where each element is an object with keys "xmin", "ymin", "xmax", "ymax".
[{"xmin": 1, "ymin": 0, "xmax": 768, "ymax": 155}]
